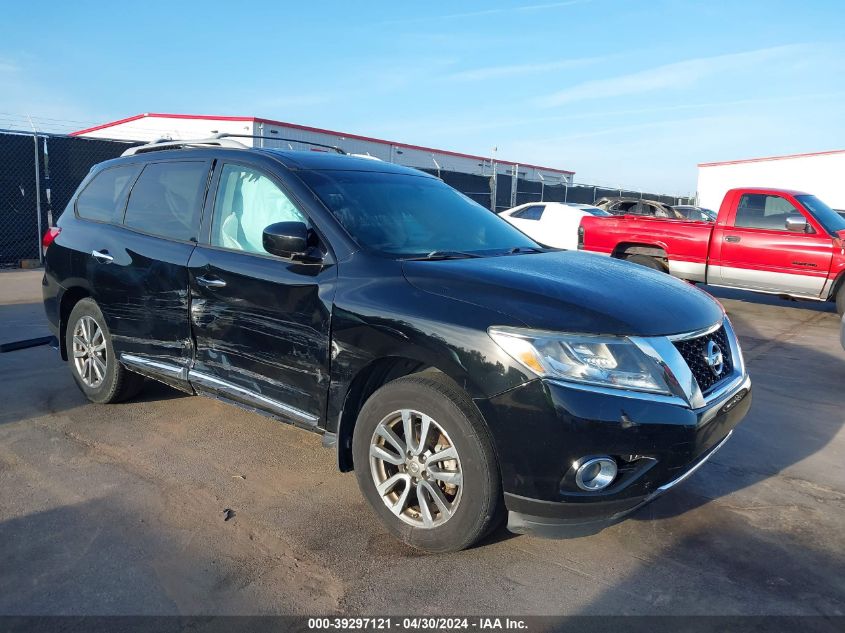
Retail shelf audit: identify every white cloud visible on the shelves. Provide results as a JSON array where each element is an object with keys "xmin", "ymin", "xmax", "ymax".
[
  {"xmin": 446, "ymin": 55, "xmax": 611, "ymax": 82},
  {"xmin": 381, "ymin": 0, "xmax": 593, "ymax": 25},
  {"xmin": 255, "ymin": 94, "xmax": 333, "ymax": 109},
  {"xmin": 535, "ymin": 44, "xmax": 811, "ymax": 108},
  {"xmin": 0, "ymin": 59, "xmax": 20, "ymax": 73},
  {"xmin": 430, "ymin": 0, "xmax": 591, "ymax": 20},
  {"xmin": 0, "ymin": 57, "xmax": 99, "ymax": 132}
]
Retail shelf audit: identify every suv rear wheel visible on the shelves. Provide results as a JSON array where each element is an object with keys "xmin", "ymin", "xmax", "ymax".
[
  {"xmin": 66, "ymin": 298, "xmax": 145, "ymax": 404},
  {"xmin": 352, "ymin": 373, "xmax": 504, "ymax": 552}
]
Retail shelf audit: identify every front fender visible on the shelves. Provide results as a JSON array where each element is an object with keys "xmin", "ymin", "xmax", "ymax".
[{"xmin": 325, "ymin": 299, "xmax": 534, "ymax": 435}]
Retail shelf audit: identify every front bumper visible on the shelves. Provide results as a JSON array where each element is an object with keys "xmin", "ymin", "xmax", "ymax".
[
  {"xmin": 507, "ymin": 429, "xmax": 735, "ymax": 537},
  {"xmin": 475, "ymin": 371, "xmax": 751, "ymax": 537}
]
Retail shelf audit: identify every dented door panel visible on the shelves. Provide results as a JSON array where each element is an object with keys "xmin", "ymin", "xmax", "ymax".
[
  {"xmin": 187, "ymin": 246, "xmax": 336, "ymax": 426},
  {"xmin": 87, "ymin": 222, "xmax": 196, "ymax": 384}
]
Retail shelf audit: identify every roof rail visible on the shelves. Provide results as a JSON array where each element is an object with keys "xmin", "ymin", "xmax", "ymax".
[
  {"xmin": 215, "ymin": 133, "xmax": 346, "ymax": 154},
  {"xmin": 121, "ymin": 137, "xmax": 248, "ymax": 156},
  {"xmin": 120, "ymin": 133, "xmax": 346, "ymax": 157}
]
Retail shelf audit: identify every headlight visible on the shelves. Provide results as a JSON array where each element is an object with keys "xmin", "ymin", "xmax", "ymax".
[{"xmin": 488, "ymin": 326, "xmax": 672, "ymax": 394}]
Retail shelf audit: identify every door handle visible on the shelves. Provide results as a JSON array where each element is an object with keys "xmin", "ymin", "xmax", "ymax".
[
  {"xmin": 196, "ymin": 275, "xmax": 227, "ymax": 288},
  {"xmin": 91, "ymin": 249, "xmax": 114, "ymax": 264},
  {"xmin": 724, "ymin": 236, "xmax": 741, "ymax": 243}
]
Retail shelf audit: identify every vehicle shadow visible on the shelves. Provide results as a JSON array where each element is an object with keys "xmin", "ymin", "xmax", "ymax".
[
  {"xmin": 568, "ymin": 512, "xmax": 845, "ymax": 616},
  {"xmin": 0, "ymin": 344, "xmax": 188, "ymax": 426},
  {"xmin": 701, "ymin": 284, "xmax": 837, "ymax": 313},
  {"xmin": 0, "ymin": 301, "xmax": 53, "ymax": 347},
  {"xmin": 132, "ymin": 379, "xmax": 189, "ymax": 404}
]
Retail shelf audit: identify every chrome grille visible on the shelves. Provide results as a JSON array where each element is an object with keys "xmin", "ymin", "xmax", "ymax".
[{"xmin": 672, "ymin": 325, "xmax": 734, "ymax": 394}]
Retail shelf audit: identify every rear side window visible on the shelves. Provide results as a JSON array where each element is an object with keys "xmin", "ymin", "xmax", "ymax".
[
  {"xmin": 512, "ymin": 205, "xmax": 545, "ymax": 220},
  {"xmin": 76, "ymin": 164, "xmax": 141, "ymax": 223},
  {"xmin": 124, "ymin": 161, "xmax": 210, "ymax": 241}
]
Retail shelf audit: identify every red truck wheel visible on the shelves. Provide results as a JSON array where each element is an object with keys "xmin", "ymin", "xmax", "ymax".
[{"xmin": 626, "ymin": 254, "xmax": 668, "ymax": 273}]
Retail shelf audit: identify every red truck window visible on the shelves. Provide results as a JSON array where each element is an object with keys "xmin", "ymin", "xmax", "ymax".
[{"xmin": 734, "ymin": 194, "xmax": 802, "ymax": 231}]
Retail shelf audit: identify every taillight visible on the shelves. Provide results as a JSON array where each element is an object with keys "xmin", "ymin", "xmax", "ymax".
[{"xmin": 42, "ymin": 227, "xmax": 61, "ymax": 251}]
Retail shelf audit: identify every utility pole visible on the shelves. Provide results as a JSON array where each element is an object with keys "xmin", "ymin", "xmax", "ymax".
[{"xmin": 489, "ymin": 147, "xmax": 498, "ymax": 212}]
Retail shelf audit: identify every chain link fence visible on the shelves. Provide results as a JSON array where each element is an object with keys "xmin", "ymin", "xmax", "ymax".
[
  {"xmin": 0, "ymin": 130, "xmax": 693, "ymax": 267},
  {"xmin": 420, "ymin": 168, "xmax": 693, "ymax": 213},
  {"xmin": 0, "ymin": 130, "xmax": 140, "ymax": 267}
]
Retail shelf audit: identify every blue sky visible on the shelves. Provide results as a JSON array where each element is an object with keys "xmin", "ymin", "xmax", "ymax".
[{"xmin": 1, "ymin": 0, "xmax": 843, "ymax": 194}]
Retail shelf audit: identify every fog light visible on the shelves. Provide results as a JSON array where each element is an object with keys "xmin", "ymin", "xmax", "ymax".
[{"xmin": 575, "ymin": 457, "xmax": 617, "ymax": 491}]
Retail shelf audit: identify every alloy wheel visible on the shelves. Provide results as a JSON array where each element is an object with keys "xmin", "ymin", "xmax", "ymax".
[
  {"xmin": 369, "ymin": 408, "xmax": 463, "ymax": 528},
  {"xmin": 72, "ymin": 315, "xmax": 107, "ymax": 388}
]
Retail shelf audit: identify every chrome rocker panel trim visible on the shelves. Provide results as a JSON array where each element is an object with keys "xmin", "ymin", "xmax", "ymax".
[
  {"xmin": 121, "ymin": 353, "xmax": 188, "ymax": 381},
  {"xmin": 188, "ymin": 370, "xmax": 318, "ymax": 426},
  {"xmin": 119, "ymin": 354, "xmax": 317, "ymax": 427}
]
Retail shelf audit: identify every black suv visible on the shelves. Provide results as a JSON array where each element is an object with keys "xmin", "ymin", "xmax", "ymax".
[{"xmin": 42, "ymin": 140, "xmax": 751, "ymax": 552}]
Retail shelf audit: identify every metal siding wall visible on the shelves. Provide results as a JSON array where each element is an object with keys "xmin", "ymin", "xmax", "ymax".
[
  {"xmin": 697, "ymin": 153, "xmax": 845, "ymax": 211},
  {"xmin": 233, "ymin": 122, "xmax": 562, "ymax": 182}
]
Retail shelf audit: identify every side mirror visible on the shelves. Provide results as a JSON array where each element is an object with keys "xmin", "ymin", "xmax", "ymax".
[
  {"xmin": 785, "ymin": 215, "xmax": 809, "ymax": 233},
  {"xmin": 262, "ymin": 221, "xmax": 309, "ymax": 259}
]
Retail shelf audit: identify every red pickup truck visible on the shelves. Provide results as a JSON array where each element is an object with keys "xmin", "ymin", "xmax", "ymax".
[{"xmin": 579, "ymin": 188, "xmax": 845, "ymax": 314}]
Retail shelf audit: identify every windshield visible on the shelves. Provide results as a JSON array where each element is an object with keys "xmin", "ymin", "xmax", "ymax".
[
  {"xmin": 298, "ymin": 170, "xmax": 541, "ymax": 257},
  {"xmin": 796, "ymin": 195, "xmax": 845, "ymax": 235},
  {"xmin": 582, "ymin": 206, "xmax": 611, "ymax": 216}
]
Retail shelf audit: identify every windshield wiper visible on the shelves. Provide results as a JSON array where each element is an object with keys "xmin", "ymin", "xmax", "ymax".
[
  {"xmin": 405, "ymin": 250, "xmax": 484, "ymax": 261},
  {"xmin": 505, "ymin": 246, "xmax": 546, "ymax": 254}
]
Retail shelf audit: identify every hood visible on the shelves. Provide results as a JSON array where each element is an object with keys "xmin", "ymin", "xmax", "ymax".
[{"xmin": 402, "ymin": 251, "xmax": 723, "ymax": 337}]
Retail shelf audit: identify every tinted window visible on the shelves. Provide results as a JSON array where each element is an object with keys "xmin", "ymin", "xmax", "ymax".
[
  {"xmin": 124, "ymin": 161, "xmax": 209, "ymax": 240},
  {"xmin": 211, "ymin": 164, "xmax": 307, "ymax": 255},
  {"xmin": 298, "ymin": 170, "xmax": 538, "ymax": 257},
  {"xmin": 582, "ymin": 206, "xmax": 610, "ymax": 216},
  {"xmin": 76, "ymin": 164, "xmax": 141, "ymax": 222},
  {"xmin": 511, "ymin": 205, "xmax": 545, "ymax": 220},
  {"xmin": 613, "ymin": 201, "xmax": 639, "ymax": 214},
  {"xmin": 796, "ymin": 195, "xmax": 845, "ymax": 234},
  {"xmin": 735, "ymin": 194, "xmax": 801, "ymax": 231},
  {"xmin": 676, "ymin": 207, "xmax": 715, "ymax": 221}
]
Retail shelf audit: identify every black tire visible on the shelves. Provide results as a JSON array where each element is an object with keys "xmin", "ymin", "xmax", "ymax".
[
  {"xmin": 626, "ymin": 253, "xmax": 668, "ymax": 272},
  {"xmin": 65, "ymin": 298, "xmax": 145, "ymax": 404},
  {"xmin": 352, "ymin": 372, "xmax": 504, "ymax": 553},
  {"xmin": 836, "ymin": 284, "xmax": 845, "ymax": 316}
]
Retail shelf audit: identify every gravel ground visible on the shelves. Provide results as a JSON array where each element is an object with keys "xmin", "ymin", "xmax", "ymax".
[{"xmin": 0, "ymin": 270, "xmax": 843, "ymax": 616}]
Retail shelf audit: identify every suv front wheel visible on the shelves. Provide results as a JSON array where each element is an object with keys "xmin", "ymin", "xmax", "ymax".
[
  {"xmin": 66, "ymin": 298, "xmax": 145, "ymax": 404},
  {"xmin": 352, "ymin": 373, "xmax": 504, "ymax": 552}
]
